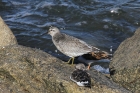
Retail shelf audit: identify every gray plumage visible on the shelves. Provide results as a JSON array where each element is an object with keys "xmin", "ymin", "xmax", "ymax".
[
  {"xmin": 75, "ymin": 63, "xmax": 86, "ymax": 70},
  {"xmin": 48, "ymin": 26, "xmax": 99, "ymax": 64}
]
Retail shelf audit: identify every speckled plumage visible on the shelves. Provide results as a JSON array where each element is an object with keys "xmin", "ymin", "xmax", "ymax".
[{"xmin": 70, "ymin": 64, "xmax": 91, "ymax": 87}]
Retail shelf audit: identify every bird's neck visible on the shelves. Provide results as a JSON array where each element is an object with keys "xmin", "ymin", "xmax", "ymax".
[{"xmin": 52, "ymin": 32, "xmax": 65, "ymax": 42}]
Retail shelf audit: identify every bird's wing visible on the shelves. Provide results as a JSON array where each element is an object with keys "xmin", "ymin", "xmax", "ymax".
[{"xmin": 59, "ymin": 34, "xmax": 92, "ymax": 55}]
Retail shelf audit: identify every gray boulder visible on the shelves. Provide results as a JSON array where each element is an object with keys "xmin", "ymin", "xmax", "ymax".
[
  {"xmin": 110, "ymin": 28, "xmax": 140, "ymax": 93},
  {"xmin": 0, "ymin": 17, "xmax": 17, "ymax": 48}
]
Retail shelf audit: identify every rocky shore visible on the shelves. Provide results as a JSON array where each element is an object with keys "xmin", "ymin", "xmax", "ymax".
[
  {"xmin": 109, "ymin": 27, "xmax": 140, "ymax": 93},
  {"xmin": 0, "ymin": 16, "xmax": 135, "ymax": 93}
]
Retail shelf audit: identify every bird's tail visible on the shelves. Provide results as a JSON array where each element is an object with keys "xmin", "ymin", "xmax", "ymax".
[
  {"xmin": 86, "ymin": 46, "xmax": 113, "ymax": 60},
  {"xmin": 92, "ymin": 46, "xmax": 100, "ymax": 53}
]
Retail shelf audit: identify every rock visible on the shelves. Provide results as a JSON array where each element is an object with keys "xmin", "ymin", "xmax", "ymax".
[
  {"xmin": 0, "ymin": 16, "xmax": 131, "ymax": 93},
  {"xmin": 0, "ymin": 45, "xmax": 131, "ymax": 93},
  {"xmin": 109, "ymin": 28, "xmax": 140, "ymax": 92},
  {"xmin": 0, "ymin": 16, "xmax": 17, "ymax": 48}
]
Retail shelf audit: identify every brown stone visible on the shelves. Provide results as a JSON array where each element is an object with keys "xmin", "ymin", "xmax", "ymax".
[{"xmin": 0, "ymin": 45, "xmax": 131, "ymax": 93}]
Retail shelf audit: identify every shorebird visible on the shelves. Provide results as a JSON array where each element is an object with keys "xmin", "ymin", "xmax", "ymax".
[
  {"xmin": 78, "ymin": 51, "xmax": 112, "ymax": 70},
  {"xmin": 70, "ymin": 63, "xmax": 91, "ymax": 87},
  {"xmin": 48, "ymin": 26, "xmax": 110, "ymax": 69}
]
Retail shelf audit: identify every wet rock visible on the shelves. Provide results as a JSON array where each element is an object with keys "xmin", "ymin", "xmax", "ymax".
[
  {"xmin": 0, "ymin": 16, "xmax": 17, "ymax": 48},
  {"xmin": 0, "ymin": 16, "xmax": 131, "ymax": 93},
  {"xmin": 109, "ymin": 28, "xmax": 140, "ymax": 92}
]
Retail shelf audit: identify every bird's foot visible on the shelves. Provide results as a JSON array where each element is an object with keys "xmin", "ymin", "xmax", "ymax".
[
  {"xmin": 86, "ymin": 64, "xmax": 91, "ymax": 70},
  {"xmin": 66, "ymin": 57, "xmax": 75, "ymax": 65}
]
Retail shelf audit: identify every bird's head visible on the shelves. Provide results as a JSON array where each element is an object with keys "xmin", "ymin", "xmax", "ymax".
[
  {"xmin": 75, "ymin": 63, "xmax": 86, "ymax": 70},
  {"xmin": 48, "ymin": 26, "xmax": 60, "ymax": 36}
]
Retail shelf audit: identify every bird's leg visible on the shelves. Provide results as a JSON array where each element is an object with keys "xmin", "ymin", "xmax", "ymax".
[
  {"xmin": 67, "ymin": 57, "xmax": 75, "ymax": 64},
  {"xmin": 71, "ymin": 57, "xmax": 75, "ymax": 65},
  {"xmin": 67, "ymin": 57, "xmax": 72, "ymax": 64},
  {"xmin": 87, "ymin": 64, "xmax": 91, "ymax": 70}
]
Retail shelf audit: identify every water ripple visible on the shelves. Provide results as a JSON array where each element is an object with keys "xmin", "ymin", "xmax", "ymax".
[{"xmin": 0, "ymin": 0, "xmax": 140, "ymax": 68}]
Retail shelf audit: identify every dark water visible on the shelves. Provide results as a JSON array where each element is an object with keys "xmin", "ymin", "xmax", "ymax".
[{"xmin": 0, "ymin": 0, "xmax": 139, "ymax": 63}]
